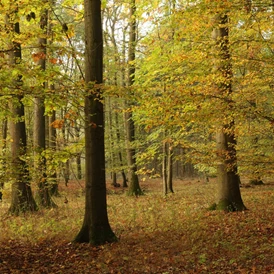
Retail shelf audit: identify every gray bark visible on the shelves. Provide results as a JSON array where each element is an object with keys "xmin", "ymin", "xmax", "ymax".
[
  {"xmin": 213, "ymin": 13, "xmax": 246, "ymax": 211},
  {"xmin": 74, "ymin": 0, "xmax": 117, "ymax": 245}
]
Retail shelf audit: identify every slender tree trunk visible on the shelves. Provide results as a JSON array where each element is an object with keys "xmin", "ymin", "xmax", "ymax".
[
  {"xmin": 162, "ymin": 141, "xmax": 168, "ymax": 195},
  {"xmin": 75, "ymin": 125, "xmax": 82, "ymax": 180},
  {"xmin": 107, "ymin": 98, "xmax": 119, "ymax": 187},
  {"xmin": 60, "ymin": 108, "xmax": 70, "ymax": 185},
  {"xmin": 125, "ymin": 0, "xmax": 142, "ymax": 196},
  {"xmin": 162, "ymin": 141, "xmax": 174, "ymax": 195},
  {"xmin": 213, "ymin": 13, "xmax": 246, "ymax": 211},
  {"xmin": 0, "ymin": 118, "xmax": 8, "ymax": 188},
  {"xmin": 114, "ymin": 111, "xmax": 128, "ymax": 187},
  {"xmin": 49, "ymin": 110, "xmax": 59, "ymax": 196},
  {"xmin": 74, "ymin": 0, "xmax": 117, "ymax": 245},
  {"xmin": 167, "ymin": 144, "xmax": 174, "ymax": 193},
  {"xmin": 34, "ymin": 9, "xmax": 56, "ymax": 208}
]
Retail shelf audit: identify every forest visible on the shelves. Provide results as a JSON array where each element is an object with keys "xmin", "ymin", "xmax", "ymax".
[{"xmin": 0, "ymin": 0, "xmax": 273, "ymax": 273}]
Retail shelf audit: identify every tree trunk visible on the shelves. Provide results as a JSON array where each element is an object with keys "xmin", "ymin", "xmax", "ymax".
[
  {"xmin": 74, "ymin": 0, "xmax": 117, "ymax": 245},
  {"xmin": 163, "ymin": 141, "xmax": 174, "ymax": 195},
  {"xmin": 115, "ymin": 111, "xmax": 127, "ymax": 187},
  {"xmin": 49, "ymin": 110, "xmax": 59, "ymax": 196},
  {"xmin": 213, "ymin": 13, "xmax": 246, "ymax": 211},
  {"xmin": 34, "ymin": 9, "xmax": 56, "ymax": 208},
  {"xmin": 75, "ymin": 125, "xmax": 82, "ymax": 180},
  {"xmin": 9, "ymin": 96, "xmax": 38, "ymax": 214},
  {"xmin": 125, "ymin": 0, "xmax": 142, "ymax": 196},
  {"xmin": 0, "ymin": 118, "xmax": 8, "ymax": 188},
  {"xmin": 7, "ymin": 15, "xmax": 37, "ymax": 214},
  {"xmin": 162, "ymin": 141, "xmax": 168, "ymax": 195},
  {"xmin": 167, "ymin": 144, "xmax": 174, "ymax": 193}
]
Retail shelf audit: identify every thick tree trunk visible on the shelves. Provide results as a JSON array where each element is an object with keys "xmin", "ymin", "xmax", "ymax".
[
  {"xmin": 7, "ymin": 17, "xmax": 37, "ymax": 214},
  {"xmin": 9, "ymin": 96, "xmax": 38, "ymax": 214},
  {"xmin": 213, "ymin": 13, "xmax": 246, "ymax": 211},
  {"xmin": 216, "ymin": 125, "xmax": 246, "ymax": 211},
  {"xmin": 74, "ymin": 0, "xmax": 117, "ymax": 245}
]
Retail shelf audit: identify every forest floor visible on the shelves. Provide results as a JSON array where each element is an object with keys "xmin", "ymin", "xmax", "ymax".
[{"xmin": 0, "ymin": 178, "xmax": 273, "ymax": 273}]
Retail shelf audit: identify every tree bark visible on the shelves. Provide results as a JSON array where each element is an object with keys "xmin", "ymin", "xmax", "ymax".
[
  {"xmin": 7, "ymin": 13, "xmax": 37, "ymax": 214},
  {"xmin": 167, "ymin": 144, "xmax": 174, "ymax": 193},
  {"xmin": 74, "ymin": 0, "xmax": 117, "ymax": 245},
  {"xmin": 34, "ymin": 9, "xmax": 56, "ymax": 208},
  {"xmin": 9, "ymin": 95, "xmax": 38, "ymax": 214},
  {"xmin": 162, "ymin": 142, "xmax": 168, "ymax": 195},
  {"xmin": 0, "ymin": 118, "xmax": 8, "ymax": 188},
  {"xmin": 162, "ymin": 141, "xmax": 174, "ymax": 195},
  {"xmin": 213, "ymin": 13, "xmax": 246, "ymax": 211},
  {"xmin": 49, "ymin": 110, "xmax": 59, "ymax": 196},
  {"xmin": 125, "ymin": 0, "xmax": 143, "ymax": 196},
  {"xmin": 75, "ymin": 125, "xmax": 82, "ymax": 180}
]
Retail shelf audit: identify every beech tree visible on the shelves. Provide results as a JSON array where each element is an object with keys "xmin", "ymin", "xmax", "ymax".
[
  {"xmin": 212, "ymin": 11, "xmax": 246, "ymax": 211},
  {"xmin": 6, "ymin": 7, "xmax": 37, "ymax": 214},
  {"xmin": 34, "ymin": 8, "xmax": 56, "ymax": 208},
  {"xmin": 74, "ymin": 0, "xmax": 117, "ymax": 244},
  {"xmin": 125, "ymin": 0, "xmax": 143, "ymax": 196}
]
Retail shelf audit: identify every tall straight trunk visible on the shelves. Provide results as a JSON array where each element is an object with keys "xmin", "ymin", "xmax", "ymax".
[
  {"xmin": 61, "ymin": 108, "xmax": 70, "ymax": 185},
  {"xmin": 7, "ymin": 17, "xmax": 37, "ymax": 214},
  {"xmin": 74, "ymin": 0, "xmax": 117, "ymax": 245},
  {"xmin": 115, "ymin": 111, "xmax": 127, "ymax": 187},
  {"xmin": 34, "ymin": 9, "xmax": 56, "ymax": 208},
  {"xmin": 162, "ymin": 141, "xmax": 168, "ymax": 195},
  {"xmin": 107, "ymin": 98, "xmax": 119, "ymax": 187},
  {"xmin": 162, "ymin": 141, "xmax": 174, "ymax": 195},
  {"xmin": 167, "ymin": 144, "xmax": 174, "ymax": 193},
  {"xmin": 125, "ymin": 0, "xmax": 142, "ymax": 196},
  {"xmin": 0, "ymin": 118, "xmax": 8, "ymax": 188},
  {"xmin": 213, "ymin": 13, "xmax": 246, "ymax": 211},
  {"xmin": 75, "ymin": 125, "xmax": 82, "ymax": 180},
  {"xmin": 49, "ymin": 110, "xmax": 59, "ymax": 195}
]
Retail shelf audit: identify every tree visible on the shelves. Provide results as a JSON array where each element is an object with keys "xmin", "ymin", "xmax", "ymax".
[
  {"xmin": 125, "ymin": 0, "xmax": 143, "ymax": 196},
  {"xmin": 48, "ymin": 108, "xmax": 59, "ymax": 196},
  {"xmin": 212, "ymin": 10, "xmax": 246, "ymax": 211},
  {"xmin": 6, "ymin": 8, "xmax": 37, "ymax": 214},
  {"xmin": 74, "ymin": 0, "xmax": 117, "ymax": 245},
  {"xmin": 0, "ymin": 116, "xmax": 8, "ymax": 189},
  {"xmin": 34, "ymin": 8, "xmax": 56, "ymax": 208}
]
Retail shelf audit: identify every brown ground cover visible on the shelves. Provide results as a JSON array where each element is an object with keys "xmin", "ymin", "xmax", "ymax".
[{"xmin": 0, "ymin": 178, "xmax": 273, "ymax": 273}]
